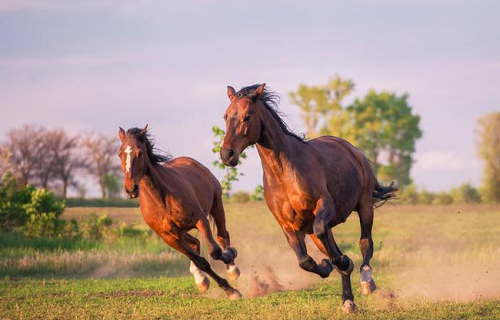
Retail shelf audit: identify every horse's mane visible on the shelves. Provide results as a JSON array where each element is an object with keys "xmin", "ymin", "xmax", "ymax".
[
  {"xmin": 236, "ymin": 84, "xmax": 306, "ymax": 143},
  {"xmin": 126, "ymin": 128, "xmax": 172, "ymax": 165}
]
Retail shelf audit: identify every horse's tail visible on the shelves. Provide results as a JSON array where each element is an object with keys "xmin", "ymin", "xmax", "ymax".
[{"xmin": 372, "ymin": 181, "xmax": 397, "ymax": 208}]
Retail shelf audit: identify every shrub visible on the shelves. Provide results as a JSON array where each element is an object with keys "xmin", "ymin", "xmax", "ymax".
[
  {"xmin": 450, "ymin": 183, "xmax": 482, "ymax": 204},
  {"xmin": 252, "ymin": 185, "xmax": 264, "ymax": 201},
  {"xmin": 419, "ymin": 189, "xmax": 436, "ymax": 205},
  {"xmin": 0, "ymin": 174, "xmax": 34, "ymax": 231},
  {"xmin": 399, "ymin": 184, "xmax": 419, "ymax": 204},
  {"xmin": 80, "ymin": 213, "xmax": 113, "ymax": 241},
  {"xmin": 432, "ymin": 192, "xmax": 453, "ymax": 205},
  {"xmin": 231, "ymin": 191, "xmax": 251, "ymax": 203},
  {"xmin": 21, "ymin": 188, "xmax": 65, "ymax": 238}
]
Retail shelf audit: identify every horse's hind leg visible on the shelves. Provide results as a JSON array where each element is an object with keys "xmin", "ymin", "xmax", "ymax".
[
  {"xmin": 210, "ymin": 197, "xmax": 240, "ymax": 281},
  {"xmin": 183, "ymin": 233, "xmax": 210, "ymax": 292},
  {"xmin": 161, "ymin": 233, "xmax": 242, "ymax": 299},
  {"xmin": 196, "ymin": 214, "xmax": 237, "ymax": 266},
  {"xmin": 358, "ymin": 200, "xmax": 376, "ymax": 295},
  {"xmin": 313, "ymin": 198, "xmax": 356, "ymax": 313}
]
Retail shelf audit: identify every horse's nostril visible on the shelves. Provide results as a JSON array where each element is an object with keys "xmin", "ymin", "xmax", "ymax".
[{"xmin": 228, "ymin": 149, "xmax": 235, "ymax": 158}]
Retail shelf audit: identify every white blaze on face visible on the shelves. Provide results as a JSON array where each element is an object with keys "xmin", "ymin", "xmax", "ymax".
[{"xmin": 125, "ymin": 145, "xmax": 133, "ymax": 173}]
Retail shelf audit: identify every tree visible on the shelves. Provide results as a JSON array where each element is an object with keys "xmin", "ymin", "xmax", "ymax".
[
  {"xmin": 289, "ymin": 75, "xmax": 355, "ymax": 138},
  {"xmin": 51, "ymin": 130, "xmax": 89, "ymax": 198},
  {"xmin": 476, "ymin": 112, "xmax": 500, "ymax": 202},
  {"xmin": 290, "ymin": 77, "xmax": 422, "ymax": 188},
  {"xmin": 1, "ymin": 125, "xmax": 45, "ymax": 186},
  {"xmin": 348, "ymin": 91, "xmax": 422, "ymax": 187},
  {"xmin": 84, "ymin": 134, "xmax": 120, "ymax": 198}
]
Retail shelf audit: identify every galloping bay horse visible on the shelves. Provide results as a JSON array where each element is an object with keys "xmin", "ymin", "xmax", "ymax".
[
  {"xmin": 118, "ymin": 126, "xmax": 242, "ymax": 299},
  {"xmin": 220, "ymin": 84, "xmax": 396, "ymax": 313}
]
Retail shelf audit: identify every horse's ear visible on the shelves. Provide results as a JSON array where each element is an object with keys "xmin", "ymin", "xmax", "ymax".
[
  {"xmin": 141, "ymin": 124, "xmax": 149, "ymax": 135},
  {"xmin": 227, "ymin": 86, "xmax": 236, "ymax": 101},
  {"xmin": 255, "ymin": 83, "xmax": 266, "ymax": 96},
  {"xmin": 119, "ymin": 127, "xmax": 126, "ymax": 142}
]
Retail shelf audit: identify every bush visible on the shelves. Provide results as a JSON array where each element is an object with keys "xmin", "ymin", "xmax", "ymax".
[
  {"xmin": 399, "ymin": 184, "xmax": 419, "ymax": 204},
  {"xmin": 231, "ymin": 191, "xmax": 251, "ymax": 203},
  {"xmin": 432, "ymin": 192, "xmax": 453, "ymax": 205},
  {"xmin": 80, "ymin": 213, "xmax": 113, "ymax": 241},
  {"xmin": 252, "ymin": 185, "xmax": 264, "ymax": 201},
  {"xmin": 21, "ymin": 188, "xmax": 65, "ymax": 238},
  {"xmin": 0, "ymin": 174, "xmax": 34, "ymax": 231},
  {"xmin": 419, "ymin": 189, "xmax": 436, "ymax": 205},
  {"xmin": 450, "ymin": 183, "xmax": 482, "ymax": 204}
]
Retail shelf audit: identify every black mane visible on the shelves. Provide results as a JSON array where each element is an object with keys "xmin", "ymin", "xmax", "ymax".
[
  {"xmin": 236, "ymin": 84, "xmax": 306, "ymax": 143},
  {"xmin": 126, "ymin": 128, "xmax": 172, "ymax": 165}
]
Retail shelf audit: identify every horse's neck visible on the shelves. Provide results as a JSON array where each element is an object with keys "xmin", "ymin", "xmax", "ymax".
[
  {"xmin": 138, "ymin": 164, "xmax": 169, "ymax": 210},
  {"xmin": 256, "ymin": 115, "xmax": 296, "ymax": 179}
]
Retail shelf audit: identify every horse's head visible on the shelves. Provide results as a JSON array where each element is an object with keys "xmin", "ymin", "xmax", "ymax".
[
  {"xmin": 118, "ymin": 125, "xmax": 149, "ymax": 198},
  {"xmin": 221, "ymin": 83, "xmax": 266, "ymax": 167}
]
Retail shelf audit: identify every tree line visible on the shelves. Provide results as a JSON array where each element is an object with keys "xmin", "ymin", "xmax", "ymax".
[{"xmin": 0, "ymin": 124, "xmax": 121, "ymax": 199}]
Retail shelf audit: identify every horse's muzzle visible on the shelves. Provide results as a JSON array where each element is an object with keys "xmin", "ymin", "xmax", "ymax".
[
  {"xmin": 220, "ymin": 148, "xmax": 239, "ymax": 167},
  {"xmin": 125, "ymin": 184, "xmax": 139, "ymax": 198}
]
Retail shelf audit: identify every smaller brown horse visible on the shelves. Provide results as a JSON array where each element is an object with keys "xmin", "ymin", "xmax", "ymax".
[{"xmin": 118, "ymin": 125, "xmax": 241, "ymax": 299}]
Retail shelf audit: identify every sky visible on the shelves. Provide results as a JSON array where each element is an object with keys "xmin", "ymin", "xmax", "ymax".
[{"xmin": 1, "ymin": 0, "xmax": 499, "ymax": 195}]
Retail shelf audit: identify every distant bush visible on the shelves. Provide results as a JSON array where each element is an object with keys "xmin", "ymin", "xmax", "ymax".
[
  {"xmin": 80, "ymin": 213, "xmax": 113, "ymax": 241},
  {"xmin": 0, "ymin": 174, "xmax": 67, "ymax": 237},
  {"xmin": 450, "ymin": 183, "xmax": 482, "ymax": 204},
  {"xmin": 418, "ymin": 189, "xmax": 436, "ymax": 205},
  {"xmin": 399, "ymin": 184, "xmax": 419, "ymax": 205},
  {"xmin": 252, "ymin": 185, "xmax": 264, "ymax": 201},
  {"xmin": 432, "ymin": 192, "xmax": 454, "ymax": 205},
  {"xmin": 231, "ymin": 191, "xmax": 251, "ymax": 203}
]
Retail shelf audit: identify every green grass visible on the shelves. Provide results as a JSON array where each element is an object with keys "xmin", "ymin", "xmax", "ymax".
[{"xmin": 1, "ymin": 202, "xmax": 500, "ymax": 319}]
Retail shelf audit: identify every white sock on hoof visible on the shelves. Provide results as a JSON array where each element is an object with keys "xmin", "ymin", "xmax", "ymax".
[{"xmin": 189, "ymin": 261, "xmax": 207, "ymax": 285}]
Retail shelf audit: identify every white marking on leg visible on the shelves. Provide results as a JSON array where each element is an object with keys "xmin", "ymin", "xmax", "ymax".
[
  {"xmin": 189, "ymin": 261, "xmax": 206, "ymax": 284},
  {"xmin": 125, "ymin": 145, "xmax": 132, "ymax": 173},
  {"xmin": 227, "ymin": 264, "xmax": 238, "ymax": 273}
]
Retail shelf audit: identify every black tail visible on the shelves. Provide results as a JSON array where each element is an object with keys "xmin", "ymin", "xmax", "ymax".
[{"xmin": 372, "ymin": 181, "xmax": 397, "ymax": 208}]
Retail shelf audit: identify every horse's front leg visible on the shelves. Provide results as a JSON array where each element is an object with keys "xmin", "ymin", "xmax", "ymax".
[
  {"xmin": 282, "ymin": 227, "xmax": 333, "ymax": 278},
  {"xmin": 196, "ymin": 215, "xmax": 237, "ymax": 265},
  {"xmin": 313, "ymin": 198, "xmax": 356, "ymax": 314},
  {"xmin": 183, "ymin": 233, "xmax": 210, "ymax": 292},
  {"xmin": 160, "ymin": 232, "xmax": 242, "ymax": 299}
]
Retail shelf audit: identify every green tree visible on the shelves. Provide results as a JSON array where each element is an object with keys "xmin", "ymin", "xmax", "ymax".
[
  {"xmin": 252, "ymin": 185, "xmax": 264, "ymax": 201},
  {"xmin": 290, "ymin": 77, "xmax": 422, "ymax": 188},
  {"xmin": 348, "ymin": 91, "xmax": 422, "ymax": 187},
  {"xmin": 476, "ymin": 112, "xmax": 500, "ymax": 202},
  {"xmin": 289, "ymin": 75, "xmax": 355, "ymax": 138},
  {"xmin": 211, "ymin": 126, "xmax": 252, "ymax": 198}
]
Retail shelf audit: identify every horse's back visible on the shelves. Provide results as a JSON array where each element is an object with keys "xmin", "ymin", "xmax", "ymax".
[
  {"xmin": 308, "ymin": 136, "xmax": 375, "ymax": 217},
  {"xmin": 163, "ymin": 157, "xmax": 222, "ymax": 210}
]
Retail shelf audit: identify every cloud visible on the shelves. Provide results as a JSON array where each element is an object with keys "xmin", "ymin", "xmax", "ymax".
[{"xmin": 413, "ymin": 151, "xmax": 481, "ymax": 171}]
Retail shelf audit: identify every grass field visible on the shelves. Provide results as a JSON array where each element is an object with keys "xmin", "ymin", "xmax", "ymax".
[{"xmin": 1, "ymin": 203, "xmax": 500, "ymax": 319}]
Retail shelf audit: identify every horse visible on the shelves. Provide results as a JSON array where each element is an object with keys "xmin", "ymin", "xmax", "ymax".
[
  {"xmin": 219, "ymin": 84, "xmax": 396, "ymax": 313},
  {"xmin": 118, "ymin": 125, "xmax": 242, "ymax": 299}
]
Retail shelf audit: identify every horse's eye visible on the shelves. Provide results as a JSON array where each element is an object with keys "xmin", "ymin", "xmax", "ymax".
[{"xmin": 243, "ymin": 115, "xmax": 250, "ymax": 122}]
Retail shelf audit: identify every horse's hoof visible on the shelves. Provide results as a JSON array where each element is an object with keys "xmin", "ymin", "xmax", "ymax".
[
  {"xmin": 228, "ymin": 247, "xmax": 238, "ymax": 259},
  {"xmin": 360, "ymin": 265, "xmax": 376, "ymax": 295},
  {"xmin": 227, "ymin": 289, "xmax": 242, "ymax": 300},
  {"xmin": 196, "ymin": 276, "xmax": 210, "ymax": 292},
  {"xmin": 360, "ymin": 279, "xmax": 376, "ymax": 295},
  {"xmin": 226, "ymin": 264, "xmax": 241, "ymax": 281},
  {"xmin": 318, "ymin": 259, "xmax": 333, "ymax": 278},
  {"xmin": 342, "ymin": 300, "xmax": 356, "ymax": 314}
]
